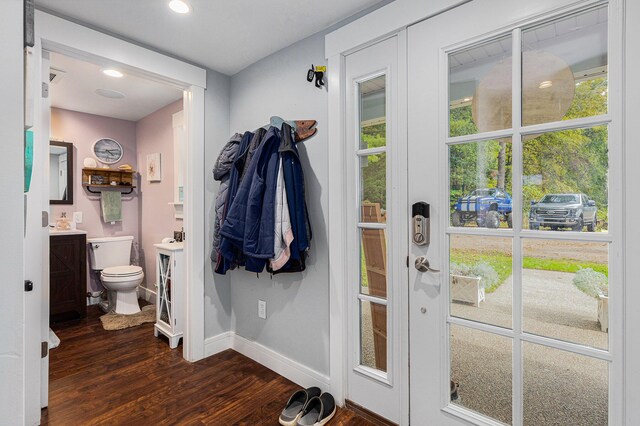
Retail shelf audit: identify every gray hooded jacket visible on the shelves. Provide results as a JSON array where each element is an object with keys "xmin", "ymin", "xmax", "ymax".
[{"xmin": 211, "ymin": 133, "xmax": 243, "ymax": 260}]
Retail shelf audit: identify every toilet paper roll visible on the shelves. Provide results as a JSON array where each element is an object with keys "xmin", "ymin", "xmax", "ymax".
[{"xmin": 161, "ymin": 237, "xmax": 176, "ymax": 243}]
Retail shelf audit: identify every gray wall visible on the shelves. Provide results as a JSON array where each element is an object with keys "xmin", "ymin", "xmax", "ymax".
[
  {"xmin": 204, "ymin": 69, "xmax": 233, "ymax": 337},
  {"xmin": 228, "ymin": 33, "xmax": 330, "ymax": 375},
  {"xmin": 0, "ymin": 1, "xmax": 24, "ymax": 422}
]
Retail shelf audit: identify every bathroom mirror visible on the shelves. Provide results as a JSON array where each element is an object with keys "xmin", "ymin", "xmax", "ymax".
[{"xmin": 50, "ymin": 141, "xmax": 74, "ymax": 205}]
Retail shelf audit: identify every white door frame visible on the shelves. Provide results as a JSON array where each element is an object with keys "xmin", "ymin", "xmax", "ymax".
[
  {"xmin": 327, "ymin": 0, "xmax": 640, "ymax": 424},
  {"xmin": 325, "ymin": 0, "xmax": 468, "ymax": 418},
  {"xmin": 342, "ymin": 35, "xmax": 408, "ymax": 424},
  {"xmin": 29, "ymin": 10, "xmax": 207, "ymax": 415}
]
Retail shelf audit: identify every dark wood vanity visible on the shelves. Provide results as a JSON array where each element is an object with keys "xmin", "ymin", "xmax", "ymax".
[{"xmin": 50, "ymin": 233, "xmax": 87, "ymax": 321}]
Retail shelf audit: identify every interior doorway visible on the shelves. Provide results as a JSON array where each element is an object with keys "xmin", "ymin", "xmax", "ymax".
[
  {"xmin": 24, "ymin": 13, "xmax": 207, "ymax": 423},
  {"xmin": 42, "ymin": 47, "xmax": 190, "ymax": 412}
]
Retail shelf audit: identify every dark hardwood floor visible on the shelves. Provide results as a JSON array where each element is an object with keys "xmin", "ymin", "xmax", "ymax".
[{"xmin": 42, "ymin": 305, "xmax": 374, "ymax": 425}]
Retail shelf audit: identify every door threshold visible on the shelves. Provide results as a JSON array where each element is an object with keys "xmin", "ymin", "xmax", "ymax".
[{"xmin": 345, "ymin": 399, "xmax": 398, "ymax": 426}]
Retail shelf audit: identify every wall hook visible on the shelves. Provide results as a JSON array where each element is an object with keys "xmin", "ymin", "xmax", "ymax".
[{"xmin": 307, "ymin": 64, "xmax": 325, "ymax": 88}]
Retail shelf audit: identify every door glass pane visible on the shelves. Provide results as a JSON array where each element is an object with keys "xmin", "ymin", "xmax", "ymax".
[
  {"xmin": 522, "ymin": 239, "xmax": 609, "ymax": 349},
  {"xmin": 360, "ymin": 153, "xmax": 387, "ymax": 223},
  {"xmin": 449, "ymin": 36, "xmax": 513, "ymax": 137},
  {"xmin": 522, "ymin": 6, "xmax": 608, "ymax": 126},
  {"xmin": 451, "ymin": 324, "xmax": 512, "ymax": 424},
  {"xmin": 523, "ymin": 342, "xmax": 608, "ymax": 425},
  {"xmin": 523, "ymin": 126, "xmax": 608, "ymax": 232},
  {"xmin": 449, "ymin": 138, "xmax": 513, "ymax": 229},
  {"xmin": 450, "ymin": 235, "xmax": 513, "ymax": 329},
  {"xmin": 360, "ymin": 228, "xmax": 387, "ymax": 297},
  {"xmin": 359, "ymin": 75, "xmax": 386, "ymax": 149},
  {"xmin": 360, "ymin": 300, "xmax": 387, "ymax": 372}
]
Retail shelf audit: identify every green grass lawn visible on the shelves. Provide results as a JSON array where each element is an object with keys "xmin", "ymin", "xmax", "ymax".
[
  {"xmin": 450, "ymin": 249, "xmax": 608, "ymax": 293},
  {"xmin": 360, "ymin": 249, "xmax": 608, "ymax": 293}
]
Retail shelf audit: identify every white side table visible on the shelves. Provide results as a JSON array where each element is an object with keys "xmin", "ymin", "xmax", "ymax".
[{"xmin": 153, "ymin": 242, "xmax": 184, "ymax": 348}]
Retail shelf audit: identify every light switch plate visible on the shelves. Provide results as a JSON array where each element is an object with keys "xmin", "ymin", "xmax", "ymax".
[
  {"xmin": 73, "ymin": 211, "xmax": 83, "ymax": 224},
  {"xmin": 258, "ymin": 300, "xmax": 267, "ymax": 319}
]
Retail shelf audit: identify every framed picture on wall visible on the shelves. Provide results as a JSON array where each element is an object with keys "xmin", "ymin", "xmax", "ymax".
[{"xmin": 147, "ymin": 152, "xmax": 162, "ymax": 182}]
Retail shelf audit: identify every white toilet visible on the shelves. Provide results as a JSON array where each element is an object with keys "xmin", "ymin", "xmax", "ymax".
[{"xmin": 88, "ymin": 236, "xmax": 144, "ymax": 315}]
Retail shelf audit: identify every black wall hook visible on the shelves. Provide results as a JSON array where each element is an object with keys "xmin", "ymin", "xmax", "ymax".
[{"xmin": 307, "ymin": 64, "xmax": 325, "ymax": 88}]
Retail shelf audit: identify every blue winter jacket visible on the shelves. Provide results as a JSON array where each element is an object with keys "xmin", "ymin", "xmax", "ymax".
[
  {"xmin": 215, "ymin": 131, "xmax": 253, "ymax": 274},
  {"xmin": 219, "ymin": 127, "xmax": 281, "ymax": 273}
]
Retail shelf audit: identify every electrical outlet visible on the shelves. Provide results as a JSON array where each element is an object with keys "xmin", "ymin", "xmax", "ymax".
[
  {"xmin": 258, "ymin": 300, "xmax": 267, "ymax": 319},
  {"xmin": 73, "ymin": 211, "xmax": 83, "ymax": 224}
]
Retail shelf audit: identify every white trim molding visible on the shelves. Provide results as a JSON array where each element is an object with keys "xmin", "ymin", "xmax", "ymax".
[
  {"xmin": 625, "ymin": 0, "xmax": 640, "ymax": 423},
  {"xmin": 204, "ymin": 331, "xmax": 234, "ymax": 357},
  {"xmin": 327, "ymin": 52, "xmax": 347, "ymax": 405},
  {"xmin": 232, "ymin": 335, "xmax": 331, "ymax": 391},
  {"xmin": 182, "ymin": 86, "xmax": 206, "ymax": 362},
  {"xmin": 204, "ymin": 333, "xmax": 331, "ymax": 392},
  {"xmin": 35, "ymin": 11, "xmax": 206, "ymax": 88},
  {"xmin": 325, "ymin": 0, "xmax": 468, "ymax": 58}
]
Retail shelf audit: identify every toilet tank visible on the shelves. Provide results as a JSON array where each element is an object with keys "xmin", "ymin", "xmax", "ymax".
[{"xmin": 87, "ymin": 236, "xmax": 134, "ymax": 270}]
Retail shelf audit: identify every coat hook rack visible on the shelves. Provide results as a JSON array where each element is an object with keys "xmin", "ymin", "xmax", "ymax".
[{"xmin": 262, "ymin": 116, "xmax": 318, "ymax": 142}]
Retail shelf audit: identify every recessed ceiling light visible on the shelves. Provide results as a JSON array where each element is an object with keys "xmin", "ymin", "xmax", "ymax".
[
  {"xmin": 103, "ymin": 69, "xmax": 123, "ymax": 78},
  {"xmin": 169, "ymin": 0, "xmax": 191, "ymax": 14},
  {"xmin": 538, "ymin": 80, "xmax": 553, "ymax": 89},
  {"xmin": 95, "ymin": 89, "xmax": 125, "ymax": 99}
]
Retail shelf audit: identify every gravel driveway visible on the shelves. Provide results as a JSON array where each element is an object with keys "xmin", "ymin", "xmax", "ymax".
[
  {"xmin": 362, "ymin": 269, "xmax": 609, "ymax": 425},
  {"xmin": 451, "ymin": 234, "xmax": 608, "ymax": 263},
  {"xmin": 451, "ymin": 270, "xmax": 608, "ymax": 425}
]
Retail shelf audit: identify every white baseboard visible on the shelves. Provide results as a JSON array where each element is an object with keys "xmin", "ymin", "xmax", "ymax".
[
  {"xmin": 232, "ymin": 334, "xmax": 330, "ymax": 391},
  {"xmin": 204, "ymin": 331, "xmax": 234, "ymax": 357},
  {"xmin": 202, "ymin": 332, "xmax": 330, "ymax": 391},
  {"xmin": 137, "ymin": 285, "xmax": 157, "ymax": 303}
]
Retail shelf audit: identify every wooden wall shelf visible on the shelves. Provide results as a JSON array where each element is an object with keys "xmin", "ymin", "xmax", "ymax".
[{"xmin": 82, "ymin": 167, "xmax": 136, "ymax": 194}]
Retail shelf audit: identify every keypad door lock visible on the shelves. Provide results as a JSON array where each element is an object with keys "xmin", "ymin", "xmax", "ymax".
[{"xmin": 412, "ymin": 202, "xmax": 430, "ymax": 246}]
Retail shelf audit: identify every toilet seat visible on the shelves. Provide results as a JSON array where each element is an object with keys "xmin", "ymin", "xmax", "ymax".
[{"xmin": 102, "ymin": 265, "xmax": 143, "ymax": 278}]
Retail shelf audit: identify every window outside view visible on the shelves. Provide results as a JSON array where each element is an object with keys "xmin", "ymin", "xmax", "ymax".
[
  {"xmin": 446, "ymin": 6, "xmax": 609, "ymax": 425},
  {"xmin": 358, "ymin": 75, "xmax": 389, "ymax": 373}
]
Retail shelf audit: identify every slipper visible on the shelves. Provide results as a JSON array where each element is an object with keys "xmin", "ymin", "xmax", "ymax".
[
  {"xmin": 296, "ymin": 393, "xmax": 336, "ymax": 426},
  {"xmin": 279, "ymin": 386, "xmax": 322, "ymax": 426}
]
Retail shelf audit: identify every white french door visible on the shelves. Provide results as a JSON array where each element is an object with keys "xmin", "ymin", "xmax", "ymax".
[
  {"xmin": 408, "ymin": 1, "xmax": 623, "ymax": 425},
  {"xmin": 344, "ymin": 36, "xmax": 408, "ymax": 423}
]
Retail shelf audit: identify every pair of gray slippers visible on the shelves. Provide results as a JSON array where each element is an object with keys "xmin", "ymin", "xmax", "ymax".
[{"xmin": 279, "ymin": 387, "xmax": 336, "ymax": 426}]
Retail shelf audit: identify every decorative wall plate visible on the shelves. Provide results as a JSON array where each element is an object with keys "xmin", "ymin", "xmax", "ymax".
[
  {"xmin": 83, "ymin": 157, "xmax": 98, "ymax": 168},
  {"xmin": 93, "ymin": 138, "xmax": 123, "ymax": 164}
]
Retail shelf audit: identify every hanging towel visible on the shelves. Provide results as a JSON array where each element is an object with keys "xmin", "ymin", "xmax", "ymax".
[{"xmin": 101, "ymin": 191, "xmax": 122, "ymax": 223}]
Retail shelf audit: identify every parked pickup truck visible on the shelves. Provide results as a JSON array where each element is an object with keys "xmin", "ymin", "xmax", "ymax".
[
  {"xmin": 529, "ymin": 193, "xmax": 597, "ymax": 232},
  {"xmin": 451, "ymin": 188, "xmax": 513, "ymax": 228}
]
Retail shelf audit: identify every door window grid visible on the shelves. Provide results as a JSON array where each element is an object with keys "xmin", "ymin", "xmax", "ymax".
[
  {"xmin": 443, "ymin": 5, "xmax": 615, "ymax": 425},
  {"xmin": 354, "ymin": 73, "xmax": 392, "ymax": 381}
]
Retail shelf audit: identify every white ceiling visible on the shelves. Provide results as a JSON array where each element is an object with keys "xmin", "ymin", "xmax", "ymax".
[
  {"xmin": 49, "ymin": 52, "xmax": 183, "ymax": 121},
  {"xmin": 35, "ymin": 0, "xmax": 388, "ymax": 76}
]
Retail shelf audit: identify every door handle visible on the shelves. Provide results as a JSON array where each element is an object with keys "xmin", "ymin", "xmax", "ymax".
[{"xmin": 414, "ymin": 256, "xmax": 440, "ymax": 273}]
